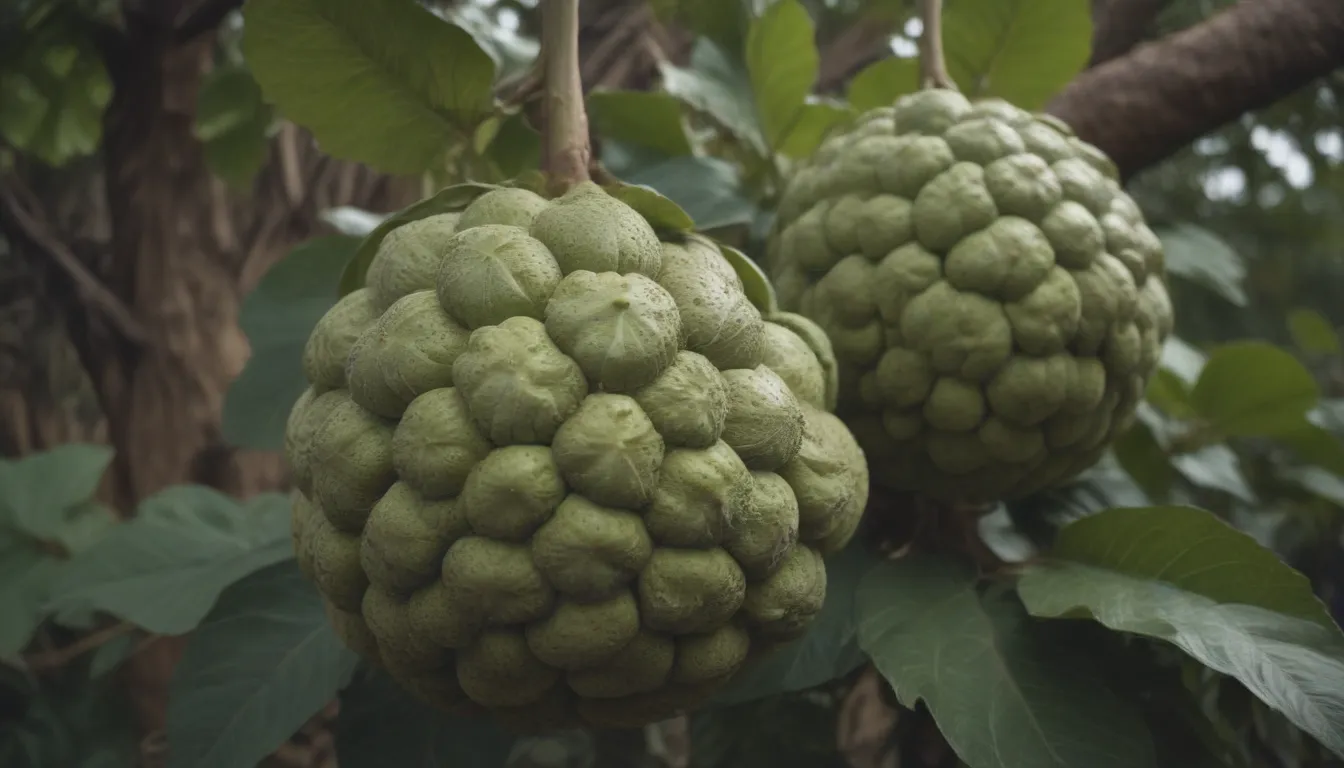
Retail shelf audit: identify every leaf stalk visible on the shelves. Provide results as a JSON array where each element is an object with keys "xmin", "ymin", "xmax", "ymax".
[
  {"xmin": 540, "ymin": 0, "xmax": 591, "ymax": 192},
  {"xmin": 917, "ymin": 0, "xmax": 958, "ymax": 90}
]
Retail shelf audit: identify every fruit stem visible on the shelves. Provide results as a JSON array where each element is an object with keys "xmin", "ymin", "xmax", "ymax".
[
  {"xmin": 540, "ymin": 0, "xmax": 592, "ymax": 193},
  {"xmin": 917, "ymin": 0, "xmax": 958, "ymax": 91}
]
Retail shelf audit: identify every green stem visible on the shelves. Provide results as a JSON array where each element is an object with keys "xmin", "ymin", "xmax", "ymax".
[
  {"xmin": 540, "ymin": 0, "xmax": 591, "ymax": 192},
  {"xmin": 917, "ymin": 0, "xmax": 957, "ymax": 90}
]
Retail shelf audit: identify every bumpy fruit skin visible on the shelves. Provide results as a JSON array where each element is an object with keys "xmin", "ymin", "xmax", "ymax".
[
  {"xmin": 286, "ymin": 182, "xmax": 870, "ymax": 730},
  {"xmin": 766, "ymin": 91, "xmax": 1174, "ymax": 503}
]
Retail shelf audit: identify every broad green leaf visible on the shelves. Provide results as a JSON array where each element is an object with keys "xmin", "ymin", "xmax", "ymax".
[
  {"xmin": 338, "ymin": 182, "xmax": 500, "ymax": 295},
  {"xmin": 660, "ymin": 40, "xmax": 766, "ymax": 156},
  {"xmin": 1022, "ymin": 506, "xmax": 1335, "ymax": 627},
  {"xmin": 1287, "ymin": 308, "xmax": 1341, "ymax": 356},
  {"xmin": 0, "ymin": 39, "xmax": 111, "ymax": 167},
  {"xmin": 195, "ymin": 64, "xmax": 274, "ymax": 189},
  {"xmin": 1156, "ymin": 224, "xmax": 1248, "ymax": 307},
  {"xmin": 941, "ymin": 0, "xmax": 1092, "ymax": 110},
  {"xmin": 716, "ymin": 241, "xmax": 779, "ymax": 316},
  {"xmin": 1144, "ymin": 368, "xmax": 1195, "ymax": 418},
  {"xmin": 1274, "ymin": 420, "xmax": 1344, "ymax": 476},
  {"xmin": 605, "ymin": 145, "xmax": 756, "ymax": 231},
  {"xmin": 480, "ymin": 109, "xmax": 541, "ymax": 179},
  {"xmin": 858, "ymin": 554, "xmax": 1158, "ymax": 768},
  {"xmin": 222, "ymin": 235, "xmax": 360, "ymax": 451},
  {"xmin": 335, "ymin": 668, "xmax": 516, "ymax": 768},
  {"xmin": 45, "ymin": 488, "xmax": 293, "ymax": 634},
  {"xmin": 710, "ymin": 541, "xmax": 881, "ymax": 706},
  {"xmin": 744, "ymin": 0, "xmax": 818, "ymax": 150},
  {"xmin": 165, "ymin": 560, "xmax": 359, "ymax": 768},
  {"xmin": 775, "ymin": 100, "xmax": 852, "ymax": 159},
  {"xmin": 1189, "ymin": 342, "xmax": 1320, "ymax": 437},
  {"xmin": 242, "ymin": 0, "xmax": 496, "ymax": 174},
  {"xmin": 1018, "ymin": 505, "xmax": 1344, "ymax": 758},
  {"xmin": 1112, "ymin": 421, "xmax": 1175, "ymax": 500},
  {"xmin": 602, "ymin": 181, "xmax": 696, "ymax": 233},
  {"xmin": 587, "ymin": 90, "xmax": 693, "ymax": 156},
  {"xmin": 0, "ymin": 548, "xmax": 63, "ymax": 655},
  {"xmin": 846, "ymin": 57, "xmax": 920, "ymax": 112},
  {"xmin": 0, "ymin": 444, "xmax": 114, "ymax": 539}
]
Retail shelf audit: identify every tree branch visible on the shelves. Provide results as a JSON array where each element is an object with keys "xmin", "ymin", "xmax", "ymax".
[
  {"xmin": 541, "ymin": 0, "xmax": 592, "ymax": 192},
  {"xmin": 1086, "ymin": 0, "xmax": 1172, "ymax": 67},
  {"xmin": 1047, "ymin": 0, "xmax": 1344, "ymax": 182}
]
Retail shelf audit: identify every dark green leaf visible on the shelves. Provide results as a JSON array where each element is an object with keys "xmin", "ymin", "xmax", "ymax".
[
  {"xmin": 1144, "ymin": 368, "xmax": 1195, "ymax": 418},
  {"xmin": 941, "ymin": 0, "xmax": 1092, "ymax": 110},
  {"xmin": 846, "ymin": 57, "xmax": 920, "ymax": 112},
  {"xmin": 1112, "ymin": 421, "xmax": 1176, "ymax": 500},
  {"xmin": 222, "ymin": 235, "xmax": 360, "ymax": 451},
  {"xmin": 480, "ymin": 109, "xmax": 541, "ymax": 179},
  {"xmin": 242, "ymin": 0, "xmax": 496, "ymax": 174},
  {"xmin": 588, "ymin": 89, "xmax": 693, "ymax": 156},
  {"xmin": 605, "ymin": 145, "xmax": 756, "ymax": 231},
  {"xmin": 0, "ymin": 549, "xmax": 63, "ymax": 654},
  {"xmin": 710, "ymin": 541, "xmax": 881, "ymax": 706},
  {"xmin": 195, "ymin": 63, "xmax": 274, "ymax": 188},
  {"xmin": 335, "ymin": 668, "xmax": 515, "ymax": 768},
  {"xmin": 602, "ymin": 181, "xmax": 696, "ymax": 233},
  {"xmin": 858, "ymin": 554, "xmax": 1158, "ymax": 768},
  {"xmin": 1019, "ymin": 505, "xmax": 1344, "ymax": 759},
  {"xmin": 166, "ymin": 560, "xmax": 359, "ymax": 768},
  {"xmin": 660, "ymin": 40, "xmax": 766, "ymax": 155},
  {"xmin": 1276, "ymin": 421, "xmax": 1344, "ymax": 476},
  {"xmin": 0, "ymin": 38, "xmax": 111, "ymax": 166},
  {"xmin": 0, "ymin": 444, "xmax": 113, "ymax": 539},
  {"xmin": 717, "ymin": 241, "xmax": 779, "ymax": 315},
  {"xmin": 1156, "ymin": 224, "xmax": 1248, "ymax": 306},
  {"xmin": 88, "ymin": 633, "xmax": 136, "ymax": 679},
  {"xmin": 775, "ymin": 100, "xmax": 852, "ymax": 159},
  {"xmin": 338, "ymin": 182, "xmax": 501, "ymax": 295},
  {"xmin": 1287, "ymin": 308, "xmax": 1341, "ymax": 356},
  {"xmin": 649, "ymin": 0, "xmax": 749, "ymax": 52},
  {"xmin": 744, "ymin": 0, "xmax": 818, "ymax": 150},
  {"xmin": 45, "ymin": 488, "xmax": 293, "ymax": 635},
  {"xmin": 1189, "ymin": 342, "xmax": 1320, "ymax": 437}
]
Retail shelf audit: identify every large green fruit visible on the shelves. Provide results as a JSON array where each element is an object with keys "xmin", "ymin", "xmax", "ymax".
[
  {"xmin": 767, "ymin": 90, "xmax": 1174, "ymax": 503},
  {"xmin": 286, "ymin": 182, "xmax": 870, "ymax": 730}
]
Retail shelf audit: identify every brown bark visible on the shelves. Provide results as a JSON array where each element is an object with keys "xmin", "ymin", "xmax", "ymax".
[{"xmin": 1047, "ymin": 0, "xmax": 1344, "ymax": 181}]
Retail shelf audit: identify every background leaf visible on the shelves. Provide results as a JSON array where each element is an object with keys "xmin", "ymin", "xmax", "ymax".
[
  {"xmin": 0, "ymin": 444, "xmax": 113, "ymax": 539},
  {"xmin": 1287, "ymin": 307, "xmax": 1341, "ymax": 355},
  {"xmin": 1156, "ymin": 223, "xmax": 1249, "ymax": 307},
  {"xmin": 587, "ymin": 89, "xmax": 693, "ymax": 156},
  {"xmin": 775, "ymin": 100, "xmax": 852, "ymax": 159},
  {"xmin": 194, "ymin": 63, "xmax": 273, "ymax": 189},
  {"xmin": 1190, "ymin": 342, "xmax": 1320, "ymax": 438},
  {"xmin": 744, "ymin": 0, "xmax": 818, "ymax": 150},
  {"xmin": 602, "ymin": 144, "xmax": 757, "ymax": 231},
  {"xmin": 242, "ymin": 0, "xmax": 496, "ymax": 174},
  {"xmin": 165, "ymin": 560, "xmax": 358, "ymax": 768},
  {"xmin": 45, "ymin": 488, "xmax": 294, "ymax": 634},
  {"xmin": 941, "ymin": 0, "xmax": 1093, "ymax": 110},
  {"xmin": 857, "ymin": 554, "xmax": 1159, "ymax": 768},
  {"xmin": 0, "ymin": 37, "xmax": 112, "ymax": 167},
  {"xmin": 846, "ymin": 57, "xmax": 920, "ymax": 112},
  {"xmin": 660, "ymin": 39, "xmax": 766, "ymax": 155},
  {"xmin": 710, "ymin": 542, "xmax": 880, "ymax": 707},
  {"xmin": 222, "ymin": 235, "xmax": 359, "ymax": 451}
]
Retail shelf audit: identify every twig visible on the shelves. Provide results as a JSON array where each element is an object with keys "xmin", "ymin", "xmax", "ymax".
[
  {"xmin": 540, "ymin": 0, "xmax": 592, "ymax": 192},
  {"xmin": 23, "ymin": 621, "xmax": 137, "ymax": 671},
  {"xmin": 917, "ymin": 0, "xmax": 957, "ymax": 90},
  {"xmin": 0, "ymin": 179, "xmax": 149, "ymax": 344}
]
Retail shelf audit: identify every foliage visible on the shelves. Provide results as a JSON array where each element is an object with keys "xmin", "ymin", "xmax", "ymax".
[{"xmin": 3, "ymin": 0, "xmax": 1344, "ymax": 767}]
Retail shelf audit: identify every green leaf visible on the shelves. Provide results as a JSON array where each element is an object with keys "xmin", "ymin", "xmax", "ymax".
[
  {"xmin": 335, "ymin": 668, "xmax": 516, "ymax": 768},
  {"xmin": 744, "ymin": 0, "xmax": 818, "ymax": 150},
  {"xmin": 941, "ymin": 0, "xmax": 1092, "ymax": 111},
  {"xmin": 587, "ymin": 90, "xmax": 693, "ymax": 156},
  {"xmin": 0, "ymin": 38, "xmax": 111, "ymax": 167},
  {"xmin": 338, "ymin": 182, "xmax": 501, "ymax": 296},
  {"xmin": 1156, "ymin": 224, "xmax": 1248, "ymax": 307},
  {"xmin": 222, "ymin": 235, "xmax": 360, "ymax": 451},
  {"xmin": 858, "ymin": 554, "xmax": 1159, "ymax": 768},
  {"xmin": 605, "ymin": 145, "xmax": 756, "ymax": 231},
  {"xmin": 241, "ymin": 0, "xmax": 496, "ymax": 174},
  {"xmin": 1276, "ymin": 421, "xmax": 1344, "ymax": 476},
  {"xmin": 195, "ymin": 64, "xmax": 273, "ymax": 189},
  {"xmin": 716, "ymin": 241, "xmax": 779, "ymax": 315},
  {"xmin": 1018, "ymin": 505, "xmax": 1344, "ymax": 758},
  {"xmin": 0, "ymin": 548, "xmax": 63, "ymax": 655},
  {"xmin": 1144, "ymin": 368, "xmax": 1195, "ymax": 418},
  {"xmin": 1189, "ymin": 342, "xmax": 1320, "ymax": 437},
  {"xmin": 1112, "ymin": 421, "xmax": 1175, "ymax": 500},
  {"xmin": 88, "ymin": 633, "xmax": 136, "ymax": 679},
  {"xmin": 1171, "ymin": 445, "xmax": 1255, "ymax": 503},
  {"xmin": 45, "ymin": 488, "xmax": 293, "ymax": 635},
  {"xmin": 1287, "ymin": 308, "xmax": 1341, "ymax": 356},
  {"xmin": 711, "ymin": 542, "xmax": 881, "ymax": 706},
  {"xmin": 775, "ymin": 100, "xmax": 852, "ymax": 159},
  {"xmin": 649, "ymin": 0, "xmax": 749, "ymax": 52},
  {"xmin": 602, "ymin": 181, "xmax": 696, "ymax": 233},
  {"xmin": 660, "ymin": 40, "xmax": 766, "ymax": 156},
  {"xmin": 480, "ymin": 109, "xmax": 541, "ymax": 180},
  {"xmin": 165, "ymin": 560, "xmax": 359, "ymax": 768},
  {"xmin": 846, "ymin": 57, "xmax": 920, "ymax": 112},
  {"xmin": 0, "ymin": 444, "xmax": 114, "ymax": 540}
]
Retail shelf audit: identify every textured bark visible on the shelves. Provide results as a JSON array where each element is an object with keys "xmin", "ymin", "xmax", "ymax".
[{"xmin": 1048, "ymin": 0, "xmax": 1344, "ymax": 181}]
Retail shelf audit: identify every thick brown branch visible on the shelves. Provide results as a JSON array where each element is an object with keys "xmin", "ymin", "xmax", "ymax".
[
  {"xmin": 1048, "ymin": 0, "xmax": 1344, "ymax": 181},
  {"xmin": 1087, "ymin": 0, "xmax": 1172, "ymax": 67}
]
